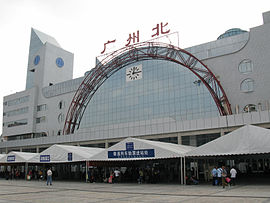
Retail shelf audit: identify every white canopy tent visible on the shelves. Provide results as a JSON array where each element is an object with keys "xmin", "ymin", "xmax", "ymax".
[
  {"xmin": 0, "ymin": 151, "xmax": 37, "ymax": 163},
  {"xmin": 90, "ymin": 137, "xmax": 195, "ymax": 161},
  {"xmin": 89, "ymin": 137, "xmax": 194, "ymax": 184},
  {"xmin": 0, "ymin": 154, "xmax": 6, "ymax": 160},
  {"xmin": 28, "ymin": 144, "xmax": 104, "ymax": 163},
  {"xmin": 186, "ymin": 125, "xmax": 270, "ymax": 157}
]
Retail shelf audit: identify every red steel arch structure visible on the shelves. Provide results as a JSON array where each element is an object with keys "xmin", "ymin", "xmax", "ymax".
[{"xmin": 63, "ymin": 42, "xmax": 232, "ymax": 135}]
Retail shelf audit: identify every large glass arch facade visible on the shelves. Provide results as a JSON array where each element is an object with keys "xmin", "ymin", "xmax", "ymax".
[{"xmin": 80, "ymin": 60, "xmax": 219, "ymax": 129}]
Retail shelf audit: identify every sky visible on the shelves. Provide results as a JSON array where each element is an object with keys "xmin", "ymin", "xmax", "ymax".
[{"xmin": 0, "ymin": 0, "xmax": 269, "ymax": 135}]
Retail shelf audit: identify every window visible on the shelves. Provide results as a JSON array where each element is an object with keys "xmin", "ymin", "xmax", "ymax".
[
  {"xmin": 36, "ymin": 116, "xmax": 46, "ymax": 124},
  {"xmin": 33, "ymin": 132, "xmax": 47, "ymax": 138},
  {"xmin": 7, "ymin": 96, "xmax": 29, "ymax": 106},
  {"xmin": 243, "ymin": 104, "xmax": 256, "ymax": 113},
  {"xmin": 4, "ymin": 119, "xmax": 28, "ymax": 128},
  {"xmin": 37, "ymin": 104, "xmax": 47, "ymax": 112},
  {"xmin": 182, "ymin": 136, "xmax": 190, "ymax": 146},
  {"xmin": 4, "ymin": 107, "xmax": 29, "ymax": 117},
  {"xmin": 58, "ymin": 113, "xmax": 64, "ymax": 123},
  {"xmin": 240, "ymin": 78, "xmax": 254, "ymax": 92},
  {"xmin": 58, "ymin": 100, "xmax": 65, "ymax": 109},
  {"xmin": 239, "ymin": 59, "xmax": 253, "ymax": 74}
]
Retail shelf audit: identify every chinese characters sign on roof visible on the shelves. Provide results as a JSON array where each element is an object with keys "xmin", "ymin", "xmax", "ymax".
[{"xmin": 101, "ymin": 22, "xmax": 170, "ymax": 54}]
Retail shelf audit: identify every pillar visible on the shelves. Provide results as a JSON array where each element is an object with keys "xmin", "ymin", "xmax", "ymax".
[{"xmin": 177, "ymin": 135, "xmax": 182, "ymax": 145}]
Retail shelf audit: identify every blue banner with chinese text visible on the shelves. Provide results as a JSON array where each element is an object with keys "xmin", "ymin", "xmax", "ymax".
[
  {"xmin": 40, "ymin": 155, "xmax": 50, "ymax": 162},
  {"xmin": 108, "ymin": 149, "xmax": 155, "ymax": 159}
]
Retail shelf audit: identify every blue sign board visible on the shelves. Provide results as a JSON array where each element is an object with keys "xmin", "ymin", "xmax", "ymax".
[
  {"xmin": 108, "ymin": 149, "xmax": 155, "ymax": 159},
  {"xmin": 68, "ymin": 152, "xmax": 72, "ymax": 161},
  {"xmin": 40, "ymin": 155, "xmax": 50, "ymax": 162},
  {"xmin": 126, "ymin": 142, "xmax": 134, "ymax": 151},
  {"xmin": 7, "ymin": 155, "xmax": 15, "ymax": 162}
]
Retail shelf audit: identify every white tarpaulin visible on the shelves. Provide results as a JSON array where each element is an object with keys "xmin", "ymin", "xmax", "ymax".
[
  {"xmin": 186, "ymin": 125, "xmax": 270, "ymax": 157},
  {"xmin": 28, "ymin": 144, "xmax": 104, "ymax": 163},
  {"xmin": 90, "ymin": 137, "xmax": 195, "ymax": 161},
  {"xmin": 0, "ymin": 154, "xmax": 5, "ymax": 160},
  {"xmin": 0, "ymin": 151, "xmax": 37, "ymax": 163}
]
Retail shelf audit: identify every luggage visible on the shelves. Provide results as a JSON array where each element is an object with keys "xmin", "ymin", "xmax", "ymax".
[
  {"xmin": 225, "ymin": 177, "xmax": 231, "ymax": 183},
  {"xmin": 27, "ymin": 175, "xmax": 31, "ymax": 180},
  {"xmin": 108, "ymin": 175, "xmax": 113, "ymax": 184}
]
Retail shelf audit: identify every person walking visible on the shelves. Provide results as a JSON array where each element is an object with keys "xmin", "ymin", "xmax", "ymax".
[
  {"xmin": 46, "ymin": 168, "xmax": 52, "ymax": 186},
  {"xmin": 221, "ymin": 166, "xmax": 227, "ymax": 189},
  {"xmin": 211, "ymin": 167, "xmax": 218, "ymax": 186},
  {"xmin": 138, "ymin": 168, "xmax": 144, "ymax": 184},
  {"xmin": 217, "ymin": 166, "xmax": 222, "ymax": 186},
  {"xmin": 230, "ymin": 166, "xmax": 237, "ymax": 186},
  {"xmin": 114, "ymin": 168, "xmax": 121, "ymax": 183}
]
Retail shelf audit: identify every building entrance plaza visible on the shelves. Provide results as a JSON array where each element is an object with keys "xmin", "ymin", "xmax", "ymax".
[{"xmin": 0, "ymin": 179, "xmax": 270, "ymax": 202}]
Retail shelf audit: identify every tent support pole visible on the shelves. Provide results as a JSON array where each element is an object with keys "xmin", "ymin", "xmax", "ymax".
[
  {"xmin": 197, "ymin": 159, "xmax": 199, "ymax": 180},
  {"xmin": 180, "ymin": 157, "xmax": 183, "ymax": 185},
  {"xmin": 184, "ymin": 157, "xmax": 186, "ymax": 185},
  {"xmin": 85, "ymin": 161, "xmax": 88, "ymax": 183},
  {"xmin": 25, "ymin": 162, "xmax": 28, "ymax": 180}
]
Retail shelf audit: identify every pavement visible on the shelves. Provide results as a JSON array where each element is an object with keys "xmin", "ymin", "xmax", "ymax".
[{"xmin": 0, "ymin": 180, "xmax": 270, "ymax": 203}]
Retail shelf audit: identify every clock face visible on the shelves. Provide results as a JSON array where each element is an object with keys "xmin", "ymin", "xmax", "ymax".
[
  {"xmin": 56, "ymin": 57, "xmax": 64, "ymax": 68},
  {"xmin": 34, "ymin": 55, "xmax": 40, "ymax": 65},
  {"xmin": 126, "ymin": 65, "xmax": 142, "ymax": 82}
]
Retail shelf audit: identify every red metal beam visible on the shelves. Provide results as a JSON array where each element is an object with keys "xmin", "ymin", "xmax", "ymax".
[{"xmin": 63, "ymin": 42, "xmax": 232, "ymax": 135}]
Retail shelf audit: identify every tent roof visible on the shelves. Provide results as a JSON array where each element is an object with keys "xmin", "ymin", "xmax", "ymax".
[
  {"xmin": 28, "ymin": 144, "xmax": 104, "ymax": 163},
  {"xmin": 90, "ymin": 137, "xmax": 195, "ymax": 161},
  {"xmin": 186, "ymin": 125, "xmax": 270, "ymax": 157},
  {"xmin": 0, "ymin": 151, "xmax": 38, "ymax": 163}
]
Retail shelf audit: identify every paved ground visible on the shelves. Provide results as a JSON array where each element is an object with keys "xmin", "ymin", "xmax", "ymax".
[{"xmin": 0, "ymin": 180, "xmax": 270, "ymax": 203}]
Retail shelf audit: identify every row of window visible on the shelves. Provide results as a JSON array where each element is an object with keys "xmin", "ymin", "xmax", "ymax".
[
  {"xmin": 3, "ymin": 119, "xmax": 28, "ymax": 128},
  {"xmin": 3, "ymin": 95, "xmax": 29, "ymax": 107},
  {"xmin": 239, "ymin": 59, "xmax": 253, "ymax": 74},
  {"xmin": 3, "ymin": 107, "xmax": 29, "ymax": 117},
  {"xmin": 81, "ymin": 60, "xmax": 219, "ymax": 129},
  {"xmin": 239, "ymin": 59, "xmax": 254, "ymax": 93}
]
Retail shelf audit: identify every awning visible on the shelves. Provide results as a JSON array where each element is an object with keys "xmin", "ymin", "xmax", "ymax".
[
  {"xmin": 0, "ymin": 151, "xmax": 38, "ymax": 163},
  {"xmin": 185, "ymin": 125, "xmax": 270, "ymax": 157},
  {"xmin": 89, "ymin": 137, "xmax": 195, "ymax": 161},
  {"xmin": 28, "ymin": 144, "xmax": 104, "ymax": 163},
  {"xmin": 0, "ymin": 154, "xmax": 5, "ymax": 160}
]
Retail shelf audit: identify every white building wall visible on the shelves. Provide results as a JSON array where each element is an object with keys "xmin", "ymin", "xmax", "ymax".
[
  {"xmin": 193, "ymin": 17, "xmax": 270, "ymax": 114},
  {"xmin": 2, "ymin": 87, "xmax": 37, "ymax": 137},
  {"xmin": 1, "ymin": 11, "xmax": 270, "ymax": 150}
]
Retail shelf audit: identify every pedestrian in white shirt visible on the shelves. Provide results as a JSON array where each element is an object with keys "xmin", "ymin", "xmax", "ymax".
[
  {"xmin": 230, "ymin": 167, "xmax": 237, "ymax": 186},
  {"xmin": 47, "ymin": 168, "xmax": 52, "ymax": 186}
]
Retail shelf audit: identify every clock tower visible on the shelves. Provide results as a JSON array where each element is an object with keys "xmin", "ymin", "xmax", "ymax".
[{"xmin": 26, "ymin": 28, "xmax": 74, "ymax": 90}]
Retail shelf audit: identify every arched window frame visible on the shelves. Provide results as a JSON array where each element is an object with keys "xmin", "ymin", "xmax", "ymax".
[
  {"xmin": 240, "ymin": 78, "xmax": 254, "ymax": 92},
  {"xmin": 238, "ymin": 59, "xmax": 253, "ymax": 74}
]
